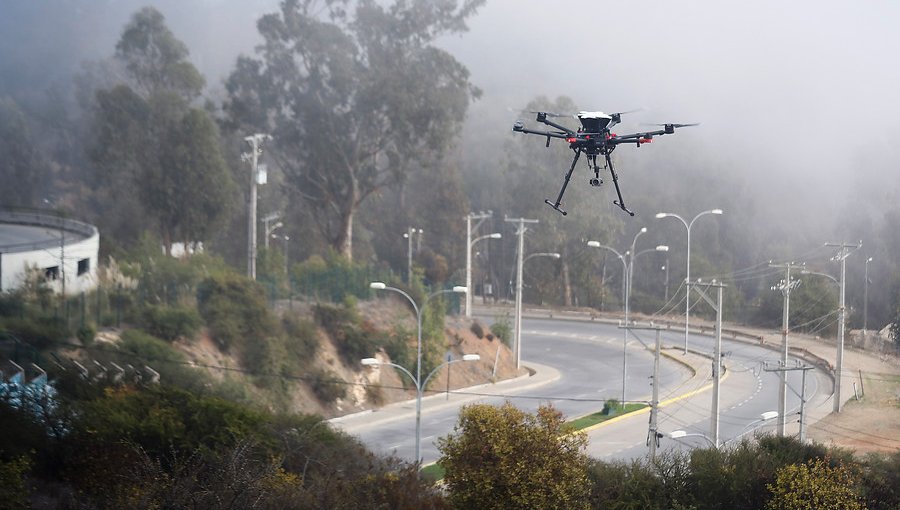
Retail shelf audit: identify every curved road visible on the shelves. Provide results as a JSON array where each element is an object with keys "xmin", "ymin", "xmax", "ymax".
[{"xmin": 333, "ymin": 315, "xmax": 832, "ymax": 464}]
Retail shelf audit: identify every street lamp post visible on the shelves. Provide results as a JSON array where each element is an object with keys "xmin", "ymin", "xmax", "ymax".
[
  {"xmin": 466, "ymin": 231, "xmax": 501, "ymax": 316},
  {"xmin": 864, "ymin": 257, "xmax": 873, "ymax": 335},
  {"xmin": 587, "ymin": 237, "xmax": 666, "ymax": 403},
  {"xmin": 511, "ymin": 251, "xmax": 560, "ymax": 370},
  {"xmin": 464, "ymin": 212, "xmax": 496, "ymax": 317},
  {"xmin": 403, "ymin": 228, "xmax": 423, "ymax": 284},
  {"xmin": 670, "ymin": 411, "xmax": 778, "ymax": 449},
  {"xmin": 367, "ymin": 282, "xmax": 469, "ymax": 462},
  {"xmin": 655, "ymin": 209, "xmax": 723, "ymax": 354}
]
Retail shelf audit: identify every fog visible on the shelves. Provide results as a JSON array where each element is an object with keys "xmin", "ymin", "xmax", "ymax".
[
  {"xmin": 2, "ymin": 1, "xmax": 898, "ymax": 291},
  {"xmin": 436, "ymin": 1, "xmax": 900, "ymax": 230}
]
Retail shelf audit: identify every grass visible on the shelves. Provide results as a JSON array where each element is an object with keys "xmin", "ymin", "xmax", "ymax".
[
  {"xmin": 566, "ymin": 403, "xmax": 647, "ymax": 430},
  {"xmin": 419, "ymin": 403, "xmax": 647, "ymax": 481}
]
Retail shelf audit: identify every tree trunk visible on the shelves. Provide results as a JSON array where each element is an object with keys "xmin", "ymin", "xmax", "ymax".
[
  {"xmin": 334, "ymin": 176, "xmax": 358, "ymax": 261},
  {"xmin": 561, "ymin": 254, "xmax": 573, "ymax": 307}
]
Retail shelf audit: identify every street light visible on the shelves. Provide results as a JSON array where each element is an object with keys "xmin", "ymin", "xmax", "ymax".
[
  {"xmin": 655, "ymin": 209, "xmax": 723, "ymax": 354},
  {"xmin": 864, "ymin": 257, "xmax": 873, "ymax": 335},
  {"xmin": 464, "ymin": 211, "xmax": 498, "ymax": 317},
  {"xmin": 512, "ymin": 251, "xmax": 560, "ymax": 369},
  {"xmin": 367, "ymin": 282, "xmax": 470, "ymax": 462},
  {"xmin": 670, "ymin": 410, "xmax": 777, "ymax": 449},
  {"xmin": 587, "ymin": 239, "xmax": 665, "ymax": 403},
  {"xmin": 466, "ymin": 230, "xmax": 501, "ymax": 317},
  {"xmin": 403, "ymin": 228, "xmax": 424, "ymax": 284}
]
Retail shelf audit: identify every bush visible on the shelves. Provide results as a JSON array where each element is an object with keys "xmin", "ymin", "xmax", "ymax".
[
  {"xmin": 308, "ymin": 367, "xmax": 347, "ymax": 403},
  {"xmin": 313, "ymin": 299, "xmax": 380, "ymax": 365},
  {"xmin": 77, "ymin": 324, "xmax": 96, "ymax": 346},
  {"xmin": 469, "ymin": 321, "xmax": 484, "ymax": 339},
  {"xmin": 283, "ymin": 316, "xmax": 320, "ymax": 364},
  {"xmin": 490, "ymin": 314, "xmax": 512, "ymax": 346},
  {"xmin": 139, "ymin": 303, "xmax": 201, "ymax": 341},
  {"xmin": 196, "ymin": 273, "xmax": 274, "ymax": 354},
  {"xmin": 0, "ymin": 316, "xmax": 70, "ymax": 350}
]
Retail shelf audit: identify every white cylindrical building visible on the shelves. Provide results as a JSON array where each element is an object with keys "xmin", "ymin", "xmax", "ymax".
[{"xmin": 0, "ymin": 209, "xmax": 100, "ymax": 295}]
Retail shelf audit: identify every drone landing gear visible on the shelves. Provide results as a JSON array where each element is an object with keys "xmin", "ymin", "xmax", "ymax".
[
  {"xmin": 545, "ymin": 149, "xmax": 581, "ymax": 216},
  {"xmin": 605, "ymin": 153, "xmax": 635, "ymax": 216}
]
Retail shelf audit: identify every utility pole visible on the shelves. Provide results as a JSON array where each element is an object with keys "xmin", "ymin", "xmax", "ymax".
[
  {"xmin": 626, "ymin": 322, "xmax": 665, "ymax": 459},
  {"xmin": 465, "ymin": 211, "xmax": 493, "ymax": 317},
  {"xmin": 864, "ymin": 257, "xmax": 873, "ymax": 340},
  {"xmin": 688, "ymin": 279, "xmax": 726, "ymax": 448},
  {"xmin": 769, "ymin": 261, "xmax": 804, "ymax": 436},
  {"xmin": 764, "ymin": 362, "xmax": 815, "ymax": 442},
  {"xmin": 505, "ymin": 215, "xmax": 539, "ymax": 370},
  {"xmin": 826, "ymin": 241, "xmax": 861, "ymax": 413},
  {"xmin": 242, "ymin": 133, "xmax": 271, "ymax": 280}
]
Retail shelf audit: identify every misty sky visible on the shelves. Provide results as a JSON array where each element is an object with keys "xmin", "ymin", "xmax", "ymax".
[
  {"xmin": 6, "ymin": 0, "xmax": 900, "ymax": 234},
  {"xmin": 436, "ymin": 1, "xmax": 900, "ymax": 209}
]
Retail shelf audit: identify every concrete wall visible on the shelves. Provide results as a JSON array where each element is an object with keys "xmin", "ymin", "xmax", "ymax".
[{"xmin": 0, "ymin": 211, "xmax": 100, "ymax": 295}]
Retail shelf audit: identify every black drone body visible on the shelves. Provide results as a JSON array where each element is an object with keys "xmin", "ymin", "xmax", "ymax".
[{"xmin": 512, "ymin": 111, "xmax": 696, "ymax": 216}]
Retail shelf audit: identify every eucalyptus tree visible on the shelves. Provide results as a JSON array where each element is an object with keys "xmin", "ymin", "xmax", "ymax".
[
  {"xmin": 224, "ymin": 0, "xmax": 484, "ymax": 260},
  {"xmin": 90, "ymin": 7, "xmax": 235, "ymax": 255}
]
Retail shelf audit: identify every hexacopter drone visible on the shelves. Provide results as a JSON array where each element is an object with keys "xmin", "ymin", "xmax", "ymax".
[{"xmin": 512, "ymin": 110, "xmax": 696, "ymax": 216}]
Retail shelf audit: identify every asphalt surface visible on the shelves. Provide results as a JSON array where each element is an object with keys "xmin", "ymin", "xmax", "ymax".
[{"xmin": 330, "ymin": 312, "xmax": 833, "ymax": 464}]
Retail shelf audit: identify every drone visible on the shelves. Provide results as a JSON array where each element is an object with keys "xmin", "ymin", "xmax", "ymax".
[{"xmin": 512, "ymin": 110, "xmax": 696, "ymax": 216}]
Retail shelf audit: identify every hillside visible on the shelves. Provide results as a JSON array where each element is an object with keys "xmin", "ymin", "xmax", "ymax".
[{"xmin": 163, "ymin": 297, "xmax": 522, "ymax": 419}]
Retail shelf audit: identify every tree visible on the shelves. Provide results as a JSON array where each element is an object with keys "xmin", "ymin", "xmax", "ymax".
[
  {"xmin": 89, "ymin": 7, "xmax": 234, "ymax": 255},
  {"xmin": 437, "ymin": 402, "xmax": 591, "ymax": 510},
  {"xmin": 766, "ymin": 458, "xmax": 864, "ymax": 510},
  {"xmin": 224, "ymin": 0, "xmax": 484, "ymax": 260},
  {"xmin": 0, "ymin": 97, "xmax": 49, "ymax": 207}
]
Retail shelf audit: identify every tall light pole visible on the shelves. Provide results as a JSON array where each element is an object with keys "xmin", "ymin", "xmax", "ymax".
[
  {"xmin": 464, "ymin": 211, "xmax": 496, "ymax": 317},
  {"xmin": 864, "ymin": 257, "xmax": 873, "ymax": 335},
  {"xmin": 242, "ymin": 133, "xmax": 272, "ymax": 280},
  {"xmin": 587, "ymin": 241, "xmax": 628, "ymax": 401},
  {"xmin": 403, "ymin": 227, "xmax": 423, "ymax": 284},
  {"xmin": 588, "ymin": 237, "xmax": 666, "ymax": 403},
  {"xmin": 506, "ymin": 216, "xmax": 540, "ymax": 369},
  {"xmin": 366, "ymin": 282, "xmax": 472, "ymax": 463},
  {"xmin": 262, "ymin": 212, "xmax": 281, "ymax": 248},
  {"xmin": 466, "ymin": 231, "xmax": 501, "ymax": 315},
  {"xmin": 655, "ymin": 209, "xmax": 723, "ymax": 354}
]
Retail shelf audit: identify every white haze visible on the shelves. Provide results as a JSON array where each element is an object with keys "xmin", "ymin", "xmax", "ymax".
[
  {"xmin": 16, "ymin": 0, "xmax": 898, "ymax": 240},
  {"xmin": 436, "ymin": 0, "xmax": 900, "ymax": 235}
]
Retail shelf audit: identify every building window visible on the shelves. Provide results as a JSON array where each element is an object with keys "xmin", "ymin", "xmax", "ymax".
[
  {"xmin": 77, "ymin": 258, "xmax": 90, "ymax": 276},
  {"xmin": 44, "ymin": 266, "xmax": 59, "ymax": 280}
]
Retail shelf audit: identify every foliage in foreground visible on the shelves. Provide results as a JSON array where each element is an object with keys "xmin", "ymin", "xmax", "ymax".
[
  {"xmin": 438, "ymin": 402, "xmax": 591, "ymax": 510},
  {"xmin": 0, "ymin": 381, "xmax": 447, "ymax": 509}
]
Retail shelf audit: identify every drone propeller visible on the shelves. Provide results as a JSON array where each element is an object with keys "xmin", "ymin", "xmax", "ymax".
[
  {"xmin": 529, "ymin": 110, "xmax": 576, "ymax": 118},
  {"xmin": 643, "ymin": 122, "xmax": 700, "ymax": 128}
]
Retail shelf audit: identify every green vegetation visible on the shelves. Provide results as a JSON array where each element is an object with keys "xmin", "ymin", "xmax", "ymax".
[
  {"xmin": 568, "ymin": 403, "xmax": 647, "ymax": 430},
  {"xmin": 438, "ymin": 402, "xmax": 592, "ymax": 510}
]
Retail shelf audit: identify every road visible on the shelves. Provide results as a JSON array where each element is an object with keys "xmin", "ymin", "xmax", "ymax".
[{"xmin": 331, "ymin": 315, "xmax": 832, "ymax": 464}]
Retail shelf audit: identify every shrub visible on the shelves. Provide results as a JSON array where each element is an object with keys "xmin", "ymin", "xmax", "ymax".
[
  {"xmin": 313, "ymin": 300, "xmax": 380, "ymax": 365},
  {"xmin": 283, "ymin": 316, "xmax": 320, "ymax": 364},
  {"xmin": 77, "ymin": 324, "xmax": 96, "ymax": 346},
  {"xmin": 308, "ymin": 367, "xmax": 347, "ymax": 403},
  {"xmin": 196, "ymin": 273, "xmax": 274, "ymax": 354},
  {"xmin": 490, "ymin": 314, "xmax": 512, "ymax": 346},
  {"xmin": 0, "ymin": 316, "xmax": 69, "ymax": 350},
  {"xmin": 469, "ymin": 321, "xmax": 484, "ymax": 339},
  {"xmin": 139, "ymin": 303, "xmax": 201, "ymax": 341}
]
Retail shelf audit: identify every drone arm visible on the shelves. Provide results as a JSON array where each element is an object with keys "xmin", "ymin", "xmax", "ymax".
[
  {"xmin": 513, "ymin": 125, "xmax": 570, "ymax": 139},
  {"xmin": 536, "ymin": 116, "xmax": 576, "ymax": 135},
  {"xmin": 612, "ymin": 129, "xmax": 669, "ymax": 142}
]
